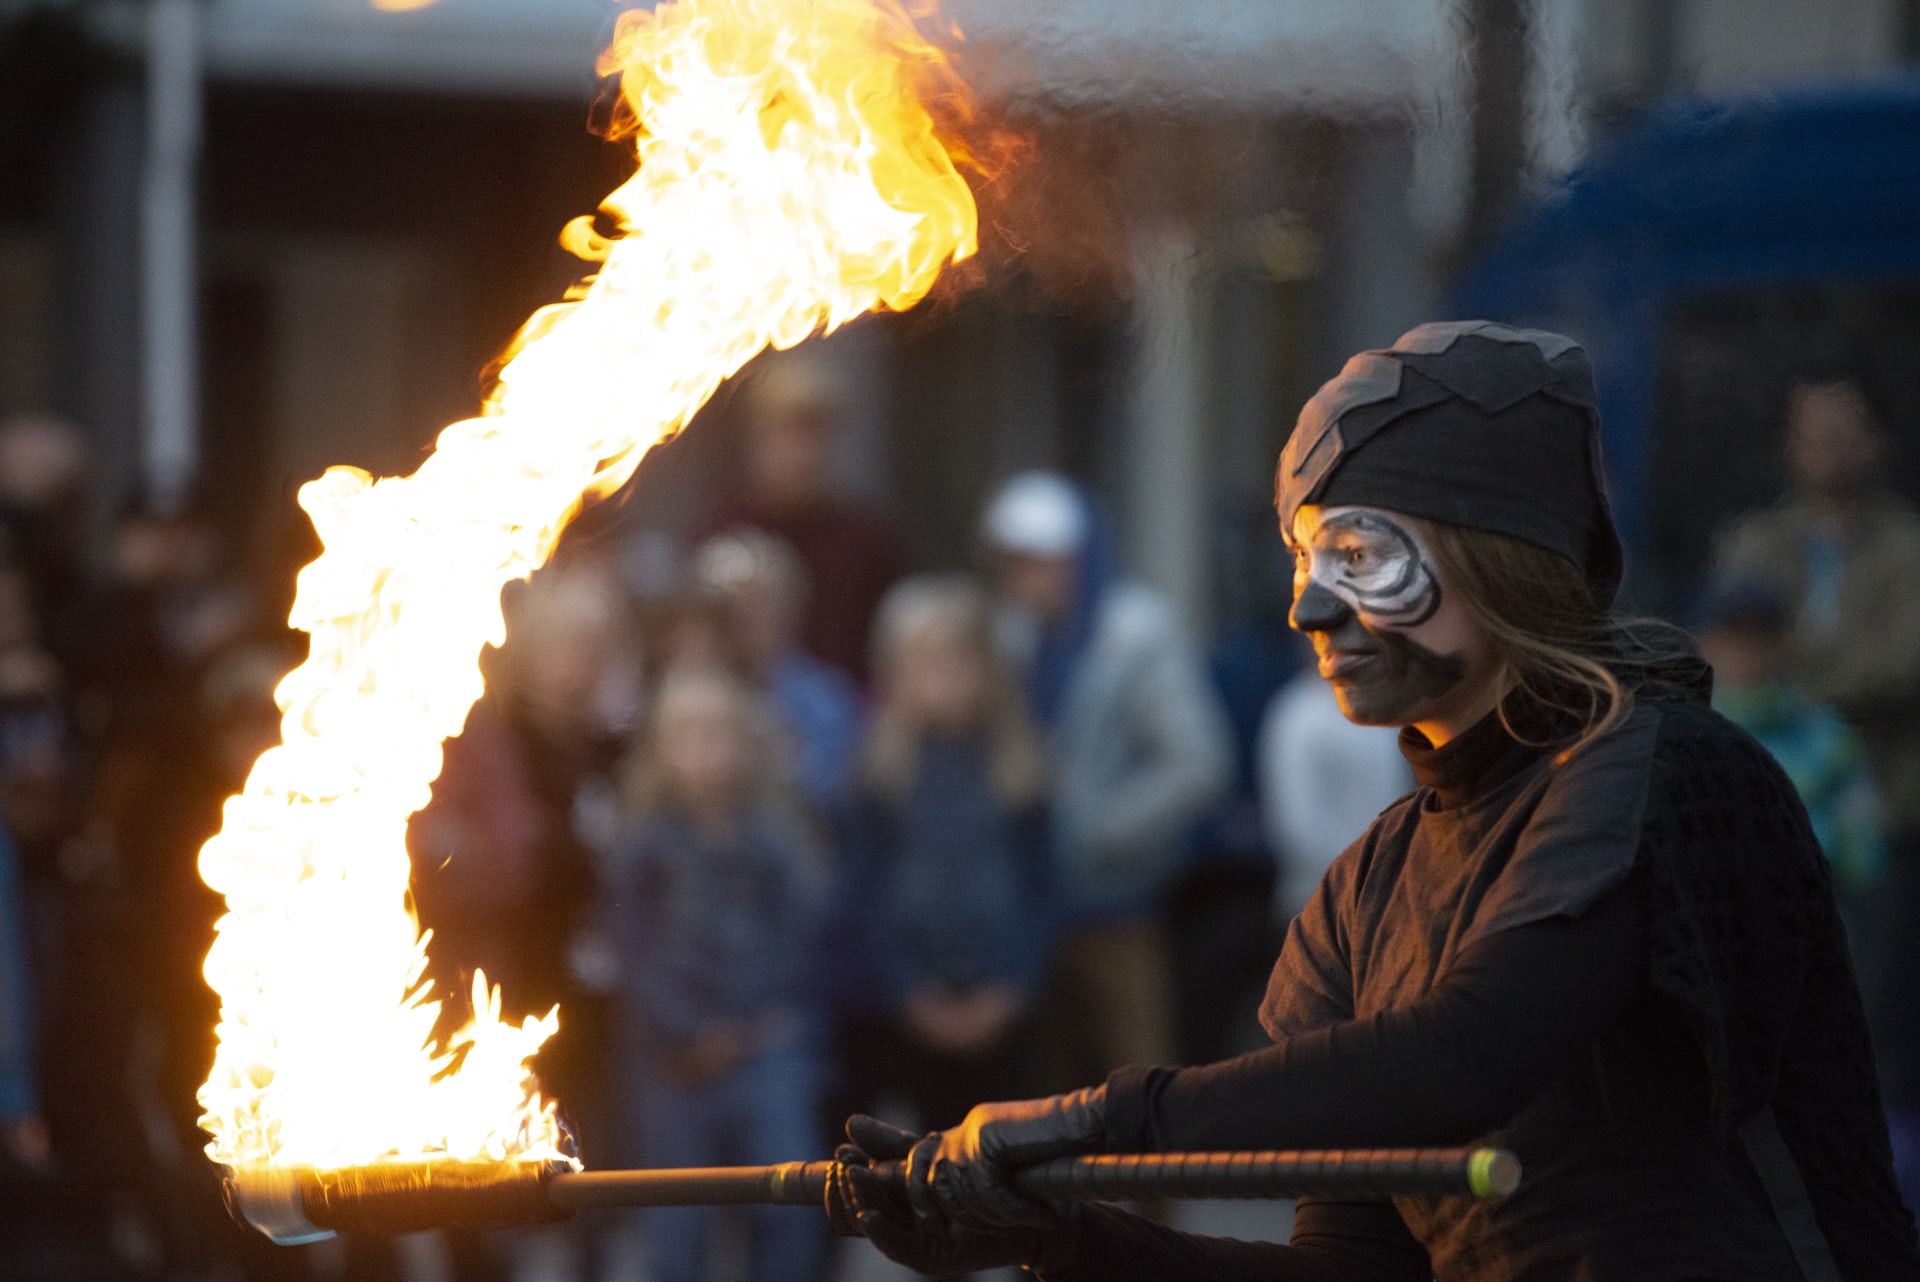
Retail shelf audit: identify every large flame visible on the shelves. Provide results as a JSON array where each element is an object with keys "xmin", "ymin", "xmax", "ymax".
[{"xmin": 197, "ymin": 0, "xmax": 977, "ymax": 1171}]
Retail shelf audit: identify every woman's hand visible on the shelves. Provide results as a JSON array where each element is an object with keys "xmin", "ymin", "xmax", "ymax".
[
  {"xmin": 826, "ymin": 1114, "xmax": 1072, "ymax": 1275},
  {"xmin": 919, "ymin": 1087, "xmax": 1108, "ymax": 1228}
]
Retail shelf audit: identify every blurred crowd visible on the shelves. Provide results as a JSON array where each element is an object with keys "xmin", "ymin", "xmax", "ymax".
[{"xmin": 1, "ymin": 349, "xmax": 1919, "ymax": 1282}]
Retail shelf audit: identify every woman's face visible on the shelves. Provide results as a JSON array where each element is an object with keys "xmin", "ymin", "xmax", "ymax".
[{"xmin": 1287, "ymin": 504, "xmax": 1498, "ymax": 733}]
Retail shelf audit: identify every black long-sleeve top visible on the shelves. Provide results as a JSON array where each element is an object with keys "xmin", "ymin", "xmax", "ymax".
[{"xmin": 1040, "ymin": 685, "xmax": 1919, "ymax": 1281}]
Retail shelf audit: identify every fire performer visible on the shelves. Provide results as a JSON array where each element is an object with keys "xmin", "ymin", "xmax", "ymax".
[{"xmin": 826, "ymin": 322, "xmax": 1920, "ymax": 1279}]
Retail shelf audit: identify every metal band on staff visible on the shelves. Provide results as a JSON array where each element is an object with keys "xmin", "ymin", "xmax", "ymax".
[{"xmin": 227, "ymin": 1147, "xmax": 1520, "ymax": 1243}]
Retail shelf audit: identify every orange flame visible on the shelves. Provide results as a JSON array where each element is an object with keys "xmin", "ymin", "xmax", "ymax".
[{"xmin": 197, "ymin": 0, "xmax": 977, "ymax": 1171}]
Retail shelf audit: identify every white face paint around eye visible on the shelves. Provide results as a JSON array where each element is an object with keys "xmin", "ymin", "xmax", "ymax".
[{"xmin": 1294, "ymin": 508, "xmax": 1441, "ymax": 628}]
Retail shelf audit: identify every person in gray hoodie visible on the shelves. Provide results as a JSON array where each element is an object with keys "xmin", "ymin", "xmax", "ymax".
[{"xmin": 983, "ymin": 471, "xmax": 1231, "ymax": 1083}]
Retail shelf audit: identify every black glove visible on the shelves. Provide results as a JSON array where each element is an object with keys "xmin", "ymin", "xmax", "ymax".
[
  {"xmin": 920, "ymin": 1086, "xmax": 1108, "ymax": 1229},
  {"xmin": 826, "ymin": 1114, "xmax": 1074, "ymax": 1278}
]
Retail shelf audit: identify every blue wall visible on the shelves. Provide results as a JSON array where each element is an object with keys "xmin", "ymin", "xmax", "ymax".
[{"xmin": 1450, "ymin": 75, "xmax": 1920, "ymax": 579}]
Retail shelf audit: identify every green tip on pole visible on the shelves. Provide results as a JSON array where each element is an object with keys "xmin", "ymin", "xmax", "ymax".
[{"xmin": 1467, "ymin": 1149, "xmax": 1522, "ymax": 1200}]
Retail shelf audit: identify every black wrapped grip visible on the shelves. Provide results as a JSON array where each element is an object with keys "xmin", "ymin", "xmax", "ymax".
[{"xmin": 1009, "ymin": 1147, "xmax": 1519, "ymax": 1203}]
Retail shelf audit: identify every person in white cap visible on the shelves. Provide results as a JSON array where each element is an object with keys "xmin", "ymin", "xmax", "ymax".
[{"xmin": 981, "ymin": 470, "xmax": 1231, "ymax": 1088}]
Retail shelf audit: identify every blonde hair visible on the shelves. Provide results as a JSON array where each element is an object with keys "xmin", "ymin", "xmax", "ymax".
[
  {"xmin": 1417, "ymin": 519, "xmax": 1691, "ymax": 755},
  {"xmin": 866, "ymin": 575, "xmax": 1046, "ymax": 806},
  {"xmin": 621, "ymin": 663, "xmax": 789, "ymax": 818}
]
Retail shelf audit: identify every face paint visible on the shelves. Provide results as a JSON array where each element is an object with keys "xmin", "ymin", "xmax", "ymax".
[
  {"xmin": 1372, "ymin": 629, "xmax": 1469, "ymax": 701},
  {"xmin": 1295, "ymin": 510, "xmax": 1441, "ymax": 628},
  {"xmin": 1288, "ymin": 506, "xmax": 1478, "ymax": 728}
]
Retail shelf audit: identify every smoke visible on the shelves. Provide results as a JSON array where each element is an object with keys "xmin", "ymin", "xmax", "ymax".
[
  {"xmin": 940, "ymin": 109, "xmax": 1292, "ymax": 311},
  {"xmin": 912, "ymin": 0, "xmax": 1459, "ymax": 312},
  {"xmin": 942, "ymin": 0, "xmax": 1446, "ymax": 116}
]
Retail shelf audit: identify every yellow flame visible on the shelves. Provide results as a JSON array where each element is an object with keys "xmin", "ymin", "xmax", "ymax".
[{"xmin": 197, "ymin": 0, "xmax": 977, "ymax": 1171}]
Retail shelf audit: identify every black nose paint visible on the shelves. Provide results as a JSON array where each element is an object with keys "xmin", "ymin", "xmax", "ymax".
[{"xmin": 1291, "ymin": 581, "xmax": 1352, "ymax": 633}]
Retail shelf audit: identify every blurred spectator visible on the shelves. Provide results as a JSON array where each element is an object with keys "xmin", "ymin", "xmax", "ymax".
[
  {"xmin": 692, "ymin": 528, "xmax": 863, "ymax": 818},
  {"xmin": 0, "ymin": 416, "xmax": 94, "ymax": 656},
  {"xmin": 1694, "ymin": 572, "xmax": 1890, "ymax": 1198},
  {"xmin": 1167, "ymin": 530, "xmax": 1299, "ymax": 1065},
  {"xmin": 1199, "ymin": 523, "xmax": 1303, "ymax": 864},
  {"xmin": 643, "ymin": 582, "xmax": 751, "ymax": 682},
  {"xmin": 612, "ymin": 664, "xmax": 826, "ymax": 1282},
  {"xmin": 1696, "ymin": 577, "xmax": 1885, "ymax": 897},
  {"xmin": 0, "ymin": 559, "xmax": 69, "ymax": 868},
  {"xmin": 0, "ymin": 813, "xmax": 59, "ymax": 1278},
  {"xmin": 1257, "ymin": 662, "xmax": 1414, "ymax": 921},
  {"xmin": 1714, "ymin": 371, "xmax": 1920, "ymax": 1195},
  {"xmin": 410, "ymin": 697, "xmax": 545, "ymax": 1027},
  {"xmin": 0, "ymin": 417, "xmax": 159, "ymax": 766},
  {"xmin": 982, "ymin": 471, "xmax": 1230, "ymax": 1082},
  {"xmin": 0, "ymin": 817, "xmax": 41, "ymax": 1170},
  {"xmin": 108, "ymin": 489, "xmax": 253, "ymax": 677},
  {"xmin": 0, "ymin": 553, "xmax": 73, "ymax": 1200},
  {"xmin": 408, "ymin": 700, "xmax": 542, "ymax": 1282},
  {"xmin": 127, "ymin": 639, "xmax": 281, "ymax": 1038},
  {"xmin": 706, "ymin": 354, "xmax": 901, "ymax": 682},
  {"xmin": 493, "ymin": 561, "xmax": 643, "ymax": 1170},
  {"xmin": 846, "ymin": 575, "xmax": 1051, "ymax": 1129},
  {"xmin": 0, "ymin": 531, "xmax": 134, "ymax": 1264},
  {"xmin": 141, "ymin": 643, "xmax": 286, "ymax": 1276}
]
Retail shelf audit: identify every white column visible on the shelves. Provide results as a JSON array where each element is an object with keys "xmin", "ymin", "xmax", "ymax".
[
  {"xmin": 1123, "ymin": 227, "xmax": 1211, "ymax": 630},
  {"xmin": 141, "ymin": 0, "xmax": 203, "ymax": 513},
  {"xmin": 1529, "ymin": 0, "xmax": 1593, "ymax": 186}
]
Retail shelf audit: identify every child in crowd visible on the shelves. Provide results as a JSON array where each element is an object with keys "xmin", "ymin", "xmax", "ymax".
[
  {"xmin": 612, "ymin": 664, "xmax": 826, "ymax": 1282},
  {"xmin": 692, "ymin": 529, "xmax": 863, "ymax": 819},
  {"xmin": 846, "ymin": 576, "xmax": 1053, "ymax": 1129},
  {"xmin": 1696, "ymin": 577, "xmax": 1885, "ymax": 898}
]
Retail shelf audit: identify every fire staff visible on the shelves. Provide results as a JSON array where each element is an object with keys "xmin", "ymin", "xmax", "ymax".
[{"xmin": 826, "ymin": 322, "xmax": 1920, "ymax": 1280}]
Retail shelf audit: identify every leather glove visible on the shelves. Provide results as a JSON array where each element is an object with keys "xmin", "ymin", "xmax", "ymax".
[
  {"xmin": 826, "ymin": 1114, "xmax": 1074, "ymax": 1278},
  {"xmin": 920, "ymin": 1086, "xmax": 1108, "ymax": 1228}
]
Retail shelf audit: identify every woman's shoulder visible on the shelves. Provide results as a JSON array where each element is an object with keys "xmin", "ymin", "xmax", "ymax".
[
  {"xmin": 1634, "ymin": 694, "xmax": 1825, "ymax": 879},
  {"xmin": 1533, "ymin": 699, "xmax": 1668, "ymax": 810},
  {"xmin": 1644, "ymin": 694, "xmax": 1800, "ymax": 794},
  {"xmin": 1536, "ymin": 695, "xmax": 1797, "ymax": 826}
]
